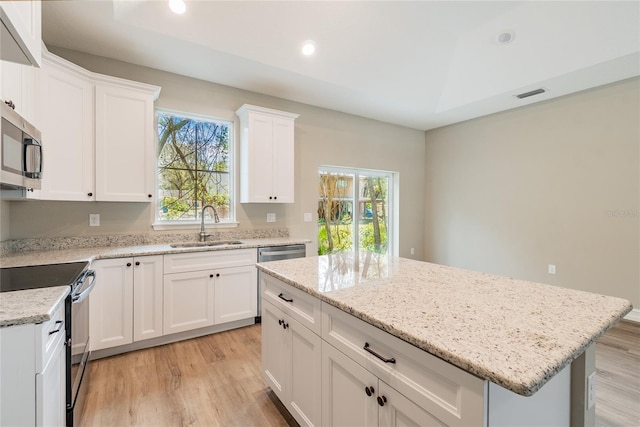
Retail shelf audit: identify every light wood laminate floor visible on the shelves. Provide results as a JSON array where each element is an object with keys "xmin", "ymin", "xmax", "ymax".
[{"xmin": 81, "ymin": 321, "xmax": 639, "ymax": 426}]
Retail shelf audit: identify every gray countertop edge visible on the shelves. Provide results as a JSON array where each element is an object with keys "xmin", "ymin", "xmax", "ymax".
[
  {"xmin": 0, "ymin": 286, "xmax": 70, "ymax": 328},
  {"xmin": 255, "ymin": 263, "xmax": 632, "ymax": 397}
]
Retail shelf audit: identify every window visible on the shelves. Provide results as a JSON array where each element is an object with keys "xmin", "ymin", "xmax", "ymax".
[
  {"xmin": 318, "ymin": 166, "xmax": 395, "ymax": 255},
  {"xmin": 155, "ymin": 110, "xmax": 234, "ymax": 226}
]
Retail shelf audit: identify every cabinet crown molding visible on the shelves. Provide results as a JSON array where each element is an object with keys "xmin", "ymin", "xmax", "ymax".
[{"xmin": 235, "ymin": 104, "xmax": 299, "ymax": 121}]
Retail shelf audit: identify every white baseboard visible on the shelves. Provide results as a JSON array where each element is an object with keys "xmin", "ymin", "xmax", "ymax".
[{"xmin": 624, "ymin": 308, "xmax": 640, "ymax": 323}]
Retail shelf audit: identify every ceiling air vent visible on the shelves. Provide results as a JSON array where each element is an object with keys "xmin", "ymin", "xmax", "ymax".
[{"xmin": 516, "ymin": 88, "xmax": 546, "ymax": 99}]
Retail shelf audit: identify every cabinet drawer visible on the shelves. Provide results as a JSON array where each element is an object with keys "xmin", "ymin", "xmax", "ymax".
[
  {"xmin": 321, "ymin": 302, "xmax": 485, "ymax": 427},
  {"xmin": 35, "ymin": 302, "xmax": 65, "ymax": 373},
  {"xmin": 164, "ymin": 248, "xmax": 256, "ymax": 274},
  {"xmin": 261, "ymin": 273, "xmax": 321, "ymax": 335}
]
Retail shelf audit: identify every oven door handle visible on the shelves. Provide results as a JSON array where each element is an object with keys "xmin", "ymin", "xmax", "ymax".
[{"xmin": 72, "ymin": 270, "xmax": 96, "ymax": 304}]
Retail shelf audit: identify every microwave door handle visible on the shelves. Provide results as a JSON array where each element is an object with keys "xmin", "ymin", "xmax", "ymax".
[
  {"xmin": 72, "ymin": 270, "xmax": 97, "ymax": 304},
  {"xmin": 22, "ymin": 138, "xmax": 42, "ymax": 178}
]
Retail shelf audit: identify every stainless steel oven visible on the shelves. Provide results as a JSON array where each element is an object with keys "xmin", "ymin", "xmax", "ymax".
[{"xmin": 0, "ymin": 262, "xmax": 95, "ymax": 426}]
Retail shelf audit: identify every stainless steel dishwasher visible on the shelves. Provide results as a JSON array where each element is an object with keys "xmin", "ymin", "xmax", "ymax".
[{"xmin": 257, "ymin": 244, "xmax": 306, "ymax": 321}]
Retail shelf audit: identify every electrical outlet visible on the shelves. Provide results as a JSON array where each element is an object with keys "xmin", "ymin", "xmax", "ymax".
[
  {"xmin": 410, "ymin": 248, "xmax": 415, "ymax": 255},
  {"xmin": 267, "ymin": 213, "xmax": 276, "ymax": 223},
  {"xmin": 89, "ymin": 214, "xmax": 100, "ymax": 227},
  {"xmin": 548, "ymin": 264, "xmax": 556, "ymax": 275},
  {"xmin": 304, "ymin": 212, "xmax": 312, "ymax": 222},
  {"xmin": 587, "ymin": 372, "xmax": 596, "ymax": 409}
]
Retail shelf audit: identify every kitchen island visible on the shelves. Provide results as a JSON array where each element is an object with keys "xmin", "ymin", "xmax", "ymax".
[{"xmin": 256, "ymin": 252, "xmax": 632, "ymax": 427}]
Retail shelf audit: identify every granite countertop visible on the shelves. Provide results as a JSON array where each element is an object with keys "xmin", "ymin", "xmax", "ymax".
[
  {"xmin": 256, "ymin": 252, "xmax": 633, "ymax": 397},
  {"xmin": 0, "ymin": 286, "xmax": 70, "ymax": 327},
  {"xmin": 0, "ymin": 237, "xmax": 308, "ymax": 327}
]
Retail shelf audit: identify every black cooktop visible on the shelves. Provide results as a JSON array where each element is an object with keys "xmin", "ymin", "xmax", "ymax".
[{"xmin": 0, "ymin": 262, "xmax": 89, "ymax": 293}]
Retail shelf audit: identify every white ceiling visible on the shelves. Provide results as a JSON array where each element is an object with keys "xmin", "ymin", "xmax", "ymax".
[{"xmin": 41, "ymin": 1, "xmax": 640, "ymax": 130}]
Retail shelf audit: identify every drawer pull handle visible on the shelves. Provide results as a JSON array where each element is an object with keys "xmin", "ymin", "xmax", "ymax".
[
  {"xmin": 364, "ymin": 342, "xmax": 396, "ymax": 364},
  {"xmin": 365, "ymin": 386, "xmax": 375, "ymax": 397},
  {"xmin": 377, "ymin": 395, "xmax": 387, "ymax": 407},
  {"xmin": 49, "ymin": 320, "xmax": 64, "ymax": 335},
  {"xmin": 278, "ymin": 293, "xmax": 293, "ymax": 303}
]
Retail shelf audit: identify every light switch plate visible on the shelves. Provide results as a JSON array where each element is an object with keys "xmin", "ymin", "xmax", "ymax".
[
  {"xmin": 304, "ymin": 213, "xmax": 312, "ymax": 222},
  {"xmin": 267, "ymin": 213, "xmax": 276, "ymax": 223}
]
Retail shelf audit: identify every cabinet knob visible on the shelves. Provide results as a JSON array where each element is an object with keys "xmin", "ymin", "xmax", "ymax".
[
  {"xmin": 365, "ymin": 386, "xmax": 375, "ymax": 397},
  {"xmin": 148, "ymin": 194, "xmax": 152, "ymax": 198},
  {"xmin": 4, "ymin": 100, "xmax": 15, "ymax": 110},
  {"xmin": 210, "ymin": 274, "xmax": 214, "ymax": 278},
  {"xmin": 216, "ymin": 273, "xmax": 220, "ymax": 277},
  {"xmin": 283, "ymin": 322, "xmax": 288, "ymax": 329},
  {"xmin": 126, "ymin": 262, "xmax": 132, "ymax": 267},
  {"xmin": 278, "ymin": 319, "xmax": 283, "ymax": 325},
  {"xmin": 135, "ymin": 261, "xmax": 140, "ymax": 266},
  {"xmin": 274, "ymin": 196, "xmax": 277, "ymax": 200},
  {"xmin": 377, "ymin": 395, "xmax": 387, "ymax": 407},
  {"xmin": 269, "ymin": 196, "xmax": 273, "ymax": 200},
  {"xmin": 87, "ymin": 192, "xmax": 93, "ymax": 197}
]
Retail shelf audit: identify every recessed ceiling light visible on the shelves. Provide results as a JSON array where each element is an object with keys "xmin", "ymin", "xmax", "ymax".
[
  {"xmin": 169, "ymin": 0, "xmax": 186, "ymax": 15},
  {"xmin": 497, "ymin": 31, "xmax": 515, "ymax": 44},
  {"xmin": 302, "ymin": 40, "xmax": 316, "ymax": 56}
]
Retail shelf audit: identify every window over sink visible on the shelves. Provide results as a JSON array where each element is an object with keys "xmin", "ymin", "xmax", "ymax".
[{"xmin": 154, "ymin": 109, "xmax": 235, "ymax": 228}]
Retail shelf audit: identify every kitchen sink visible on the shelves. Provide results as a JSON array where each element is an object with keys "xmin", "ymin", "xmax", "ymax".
[{"xmin": 170, "ymin": 240, "xmax": 244, "ymax": 248}]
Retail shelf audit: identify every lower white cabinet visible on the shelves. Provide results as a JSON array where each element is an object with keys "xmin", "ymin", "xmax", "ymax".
[
  {"xmin": 322, "ymin": 341, "xmax": 444, "ymax": 427},
  {"xmin": 91, "ymin": 255, "xmax": 163, "ymax": 350},
  {"xmin": 163, "ymin": 249, "xmax": 258, "ymax": 335},
  {"xmin": 262, "ymin": 300, "xmax": 322, "ymax": 427},
  {"xmin": 0, "ymin": 302, "xmax": 66, "ymax": 426},
  {"xmin": 163, "ymin": 269, "xmax": 215, "ymax": 334}
]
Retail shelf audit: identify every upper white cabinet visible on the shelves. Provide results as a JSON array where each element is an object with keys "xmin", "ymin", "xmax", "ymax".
[
  {"xmin": 95, "ymin": 78, "xmax": 158, "ymax": 202},
  {"xmin": 38, "ymin": 53, "xmax": 95, "ymax": 201},
  {"xmin": 0, "ymin": 0, "xmax": 42, "ymax": 67},
  {"xmin": 1, "ymin": 59, "xmax": 37, "ymax": 125},
  {"xmin": 236, "ymin": 104, "xmax": 298, "ymax": 203},
  {"xmin": 36, "ymin": 50, "xmax": 160, "ymax": 202}
]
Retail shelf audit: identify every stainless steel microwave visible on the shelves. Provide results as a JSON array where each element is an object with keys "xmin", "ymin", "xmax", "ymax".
[{"xmin": 1, "ymin": 102, "xmax": 42, "ymax": 189}]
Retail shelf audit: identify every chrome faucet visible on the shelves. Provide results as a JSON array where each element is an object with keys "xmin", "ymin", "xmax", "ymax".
[{"xmin": 199, "ymin": 204, "xmax": 220, "ymax": 242}]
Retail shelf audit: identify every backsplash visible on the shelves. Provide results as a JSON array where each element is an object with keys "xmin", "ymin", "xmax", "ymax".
[{"xmin": 0, "ymin": 228, "xmax": 289, "ymax": 256}]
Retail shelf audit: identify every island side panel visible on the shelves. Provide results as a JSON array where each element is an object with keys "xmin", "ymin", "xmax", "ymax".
[{"xmin": 570, "ymin": 343, "xmax": 596, "ymax": 427}]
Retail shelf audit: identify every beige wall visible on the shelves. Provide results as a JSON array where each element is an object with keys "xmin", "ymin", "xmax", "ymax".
[
  {"xmin": 7, "ymin": 47, "xmax": 426, "ymax": 258},
  {"xmin": 424, "ymin": 77, "xmax": 640, "ymax": 307}
]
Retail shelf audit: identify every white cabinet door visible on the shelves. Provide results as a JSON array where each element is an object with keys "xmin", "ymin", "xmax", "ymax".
[
  {"xmin": 163, "ymin": 270, "xmax": 214, "ymax": 334},
  {"xmin": 378, "ymin": 381, "xmax": 447, "ymax": 427},
  {"xmin": 236, "ymin": 104, "xmax": 298, "ymax": 203},
  {"xmin": 133, "ymin": 255, "xmax": 164, "ymax": 342},
  {"xmin": 289, "ymin": 316, "xmax": 322, "ymax": 427},
  {"xmin": 1, "ymin": 60, "xmax": 36, "ymax": 124},
  {"xmin": 0, "ymin": 0, "xmax": 41, "ymax": 66},
  {"xmin": 35, "ymin": 333, "xmax": 66, "ymax": 427},
  {"xmin": 262, "ymin": 301, "xmax": 289, "ymax": 397},
  {"xmin": 95, "ymin": 83, "xmax": 156, "ymax": 202},
  {"xmin": 271, "ymin": 116, "xmax": 295, "ymax": 203},
  {"xmin": 214, "ymin": 265, "xmax": 257, "ymax": 325},
  {"xmin": 38, "ymin": 54, "xmax": 95, "ymax": 201},
  {"xmin": 263, "ymin": 301, "xmax": 322, "ymax": 426},
  {"xmin": 91, "ymin": 258, "xmax": 134, "ymax": 350}
]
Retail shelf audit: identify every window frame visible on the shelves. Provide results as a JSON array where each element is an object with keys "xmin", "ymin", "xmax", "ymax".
[{"xmin": 152, "ymin": 108, "xmax": 237, "ymax": 230}]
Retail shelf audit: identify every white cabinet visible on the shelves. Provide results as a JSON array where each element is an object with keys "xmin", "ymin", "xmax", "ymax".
[
  {"xmin": 38, "ymin": 53, "xmax": 95, "ymax": 201},
  {"xmin": 163, "ymin": 269, "xmax": 215, "ymax": 334},
  {"xmin": 33, "ymin": 50, "xmax": 160, "ymax": 202},
  {"xmin": 0, "ymin": 301, "xmax": 66, "ymax": 426},
  {"xmin": 163, "ymin": 249, "xmax": 257, "ymax": 335},
  {"xmin": 0, "ymin": 0, "xmax": 41, "ymax": 66},
  {"xmin": 236, "ymin": 104, "xmax": 299, "ymax": 203},
  {"xmin": 262, "ymin": 300, "xmax": 322, "ymax": 427},
  {"xmin": 91, "ymin": 255, "xmax": 163, "ymax": 350},
  {"xmin": 95, "ymin": 79, "xmax": 157, "ymax": 202},
  {"xmin": 1, "ymin": 59, "xmax": 37, "ymax": 125}
]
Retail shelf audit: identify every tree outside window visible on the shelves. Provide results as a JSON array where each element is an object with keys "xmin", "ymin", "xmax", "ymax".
[
  {"xmin": 157, "ymin": 110, "xmax": 233, "ymax": 222},
  {"xmin": 318, "ymin": 167, "xmax": 393, "ymax": 255}
]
